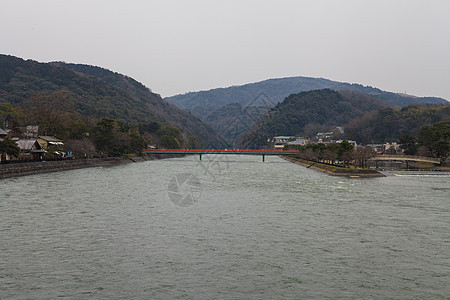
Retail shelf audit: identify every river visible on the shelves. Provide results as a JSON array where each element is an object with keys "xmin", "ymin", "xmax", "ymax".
[{"xmin": 1, "ymin": 155, "xmax": 449, "ymax": 299}]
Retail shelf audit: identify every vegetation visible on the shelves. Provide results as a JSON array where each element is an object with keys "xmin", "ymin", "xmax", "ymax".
[
  {"xmin": 240, "ymin": 89, "xmax": 386, "ymax": 148},
  {"xmin": 286, "ymin": 141, "xmax": 374, "ymax": 168},
  {"xmin": 0, "ymin": 54, "xmax": 222, "ymax": 147},
  {"xmin": 0, "ymin": 91, "xmax": 202, "ymax": 158},
  {"xmin": 0, "ymin": 102, "xmax": 18, "ymax": 128},
  {"xmin": 345, "ymin": 105, "xmax": 450, "ymax": 144},
  {"xmin": 398, "ymin": 121, "xmax": 450, "ymax": 165},
  {"xmin": 0, "ymin": 138, "xmax": 20, "ymax": 160},
  {"xmin": 203, "ymin": 103, "xmax": 271, "ymax": 142},
  {"xmin": 166, "ymin": 76, "xmax": 448, "ymax": 141}
]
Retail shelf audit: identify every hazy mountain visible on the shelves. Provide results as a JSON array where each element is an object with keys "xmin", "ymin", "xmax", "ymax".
[
  {"xmin": 166, "ymin": 76, "xmax": 448, "ymax": 143},
  {"xmin": 167, "ymin": 76, "xmax": 447, "ymax": 111},
  {"xmin": 0, "ymin": 54, "xmax": 221, "ymax": 146}
]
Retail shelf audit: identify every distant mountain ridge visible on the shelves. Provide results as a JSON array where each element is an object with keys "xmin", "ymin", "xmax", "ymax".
[
  {"xmin": 166, "ymin": 76, "xmax": 447, "ymax": 111},
  {"xmin": 0, "ymin": 54, "xmax": 221, "ymax": 145},
  {"xmin": 165, "ymin": 76, "xmax": 447, "ymax": 143}
]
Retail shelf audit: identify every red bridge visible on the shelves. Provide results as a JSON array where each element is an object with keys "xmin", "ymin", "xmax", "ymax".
[{"xmin": 142, "ymin": 148, "xmax": 297, "ymax": 162}]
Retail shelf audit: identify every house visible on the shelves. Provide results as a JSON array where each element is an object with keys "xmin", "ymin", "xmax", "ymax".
[
  {"xmin": 37, "ymin": 136, "xmax": 65, "ymax": 157},
  {"xmin": 16, "ymin": 139, "xmax": 46, "ymax": 161},
  {"xmin": 0, "ymin": 128, "xmax": 8, "ymax": 138},
  {"xmin": 273, "ymin": 136, "xmax": 296, "ymax": 149},
  {"xmin": 287, "ymin": 138, "xmax": 309, "ymax": 147},
  {"xmin": 367, "ymin": 143, "xmax": 401, "ymax": 154},
  {"xmin": 367, "ymin": 144, "xmax": 385, "ymax": 154},
  {"xmin": 384, "ymin": 142, "xmax": 402, "ymax": 154},
  {"xmin": 37, "ymin": 136, "xmax": 64, "ymax": 150}
]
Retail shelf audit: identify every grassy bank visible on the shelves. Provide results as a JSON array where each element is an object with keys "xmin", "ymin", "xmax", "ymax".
[{"xmin": 283, "ymin": 156, "xmax": 385, "ymax": 178}]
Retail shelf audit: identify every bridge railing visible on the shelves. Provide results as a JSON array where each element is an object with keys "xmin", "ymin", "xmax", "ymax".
[{"xmin": 370, "ymin": 154, "xmax": 440, "ymax": 163}]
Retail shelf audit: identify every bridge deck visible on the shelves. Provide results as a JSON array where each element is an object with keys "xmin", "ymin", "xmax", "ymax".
[
  {"xmin": 142, "ymin": 149, "xmax": 297, "ymax": 155},
  {"xmin": 368, "ymin": 155, "xmax": 441, "ymax": 164}
]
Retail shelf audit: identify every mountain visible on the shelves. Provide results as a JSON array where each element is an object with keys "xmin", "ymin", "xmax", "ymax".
[
  {"xmin": 0, "ymin": 54, "xmax": 221, "ymax": 146},
  {"xmin": 240, "ymin": 89, "xmax": 388, "ymax": 148},
  {"xmin": 344, "ymin": 104, "xmax": 450, "ymax": 144},
  {"xmin": 166, "ymin": 76, "xmax": 448, "ymax": 143}
]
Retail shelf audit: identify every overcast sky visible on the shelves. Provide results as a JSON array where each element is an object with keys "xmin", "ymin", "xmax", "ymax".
[{"xmin": 1, "ymin": 0, "xmax": 450, "ymax": 100}]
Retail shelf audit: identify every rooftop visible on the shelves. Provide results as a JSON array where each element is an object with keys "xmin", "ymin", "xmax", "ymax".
[
  {"xmin": 38, "ymin": 136, "xmax": 62, "ymax": 142},
  {"xmin": 16, "ymin": 139, "xmax": 41, "ymax": 150}
]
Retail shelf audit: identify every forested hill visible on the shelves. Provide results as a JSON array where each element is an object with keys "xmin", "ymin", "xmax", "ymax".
[
  {"xmin": 240, "ymin": 89, "xmax": 387, "ymax": 148},
  {"xmin": 0, "ymin": 54, "xmax": 221, "ymax": 145},
  {"xmin": 165, "ymin": 76, "xmax": 447, "ymax": 144},
  {"xmin": 344, "ymin": 104, "xmax": 450, "ymax": 144},
  {"xmin": 166, "ymin": 76, "xmax": 447, "ymax": 119}
]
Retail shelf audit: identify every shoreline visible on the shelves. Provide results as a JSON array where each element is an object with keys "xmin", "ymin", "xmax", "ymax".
[
  {"xmin": 282, "ymin": 156, "xmax": 386, "ymax": 178},
  {"xmin": 0, "ymin": 154, "xmax": 182, "ymax": 180}
]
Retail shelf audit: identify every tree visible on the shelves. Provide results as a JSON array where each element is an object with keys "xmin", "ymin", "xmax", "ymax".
[
  {"xmin": 66, "ymin": 119, "xmax": 89, "ymax": 140},
  {"xmin": 19, "ymin": 92, "xmax": 75, "ymax": 137},
  {"xmin": 64, "ymin": 138, "xmax": 96, "ymax": 158},
  {"xmin": 338, "ymin": 141, "xmax": 354, "ymax": 167},
  {"xmin": 159, "ymin": 135, "xmax": 181, "ymax": 149},
  {"xmin": 138, "ymin": 122, "xmax": 160, "ymax": 134},
  {"xmin": 0, "ymin": 102, "xmax": 18, "ymax": 128},
  {"xmin": 187, "ymin": 135, "xmax": 202, "ymax": 149},
  {"xmin": 93, "ymin": 118, "xmax": 118, "ymax": 155},
  {"xmin": 323, "ymin": 143, "xmax": 339, "ymax": 164},
  {"xmin": 354, "ymin": 146, "xmax": 374, "ymax": 168},
  {"xmin": 129, "ymin": 129, "xmax": 147, "ymax": 154},
  {"xmin": 418, "ymin": 121, "xmax": 450, "ymax": 164},
  {"xmin": 398, "ymin": 134, "xmax": 418, "ymax": 155},
  {"xmin": 0, "ymin": 138, "xmax": 20, "ymax": 160}
]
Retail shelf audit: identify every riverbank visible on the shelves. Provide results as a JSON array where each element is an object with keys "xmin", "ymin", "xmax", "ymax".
[
  {"xmin": 283, "ymin": 156, "xmax": 386, "ymax": 178},
  {"xmin": 0, "ymin": 154, "xmax": 184, "ymax": 180}
]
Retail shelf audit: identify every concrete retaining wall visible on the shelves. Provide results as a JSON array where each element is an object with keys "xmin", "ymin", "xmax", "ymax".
[{"xmin": 0, "ymin": 157, "xmax": 148, "ymax": 180}]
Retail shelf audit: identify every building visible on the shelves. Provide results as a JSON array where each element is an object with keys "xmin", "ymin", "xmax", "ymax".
[
  {"xmin": 37, "ymin": 136, "xmax": 65, "ymax": 157},
  {"xmin": 287, "ymin": 138, "xmax": 309, "ymax": 147},
  {"xmin": 367, "ymin": 143, "xmax": 402, "ymax": 154},
  {"xmin": 37, "ymin": 136, "xmax": 64, "ymax": 150},
  {"xmin": 273, "ymin": 136, "xmax": 296, "ymax": 149},
  {"xmin": 16, "ymin": 139, "xmax": 46, "ymax": 161},
  {"xmin": 384, "ymin": 142, "xmax": 402, "ymax": 154},
  {"xmin": 0, "ymin": 128, "xmax": 8, "ymax": 138}
]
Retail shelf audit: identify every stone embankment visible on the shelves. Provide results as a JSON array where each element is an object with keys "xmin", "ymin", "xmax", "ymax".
[
  {"xmin": 283, "ymin": 156, "xmax": 385, "ymax": 178},
  {"xmin": 0, "ymin": 156, "xmax": 149, "ymax": 180}
]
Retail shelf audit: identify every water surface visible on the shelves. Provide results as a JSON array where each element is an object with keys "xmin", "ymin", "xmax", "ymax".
[{"xmin": 1, "ymin": 155, "xmax": 449, "ymax": 299}]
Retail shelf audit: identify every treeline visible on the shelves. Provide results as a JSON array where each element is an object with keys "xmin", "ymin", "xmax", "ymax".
[
  {"xmin": 285, "ymin": 141, "xmax": 374, "ymax": 168},
  {"xmin": 399, "ymin": 121, "xmax": 450, "ymax": 164},
  {"xmin": 240, "ymin": 89, "xmax": 387, "ymax": 148},
  {"xmin": 0, "ymin": 54, "xmax": 223, "ymax": 147},
  {"xmin": 0, "ymin": 92, "xmax": 202, "ymax": 158},
  {"xmin": 285, "ymin": 120, "xmax": 450, "ymax": 167},
  {"xmin": 345, "ymin": 105, "xmax": 450, "ymax": 144}
]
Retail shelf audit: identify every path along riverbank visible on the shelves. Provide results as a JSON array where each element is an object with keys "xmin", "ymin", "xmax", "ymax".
[
  {"xmin": 282, "ymin": 156, "xmax": 386, "ymax": 178},
  {"xmin": 0, "ymin": 154, "xmax": 180, "ymax": 180}
]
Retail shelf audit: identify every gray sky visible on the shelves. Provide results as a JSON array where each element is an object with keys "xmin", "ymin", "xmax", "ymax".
[{"xmin": 1, "ymin": 0, "xmax": 450, "ymax": 100}]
